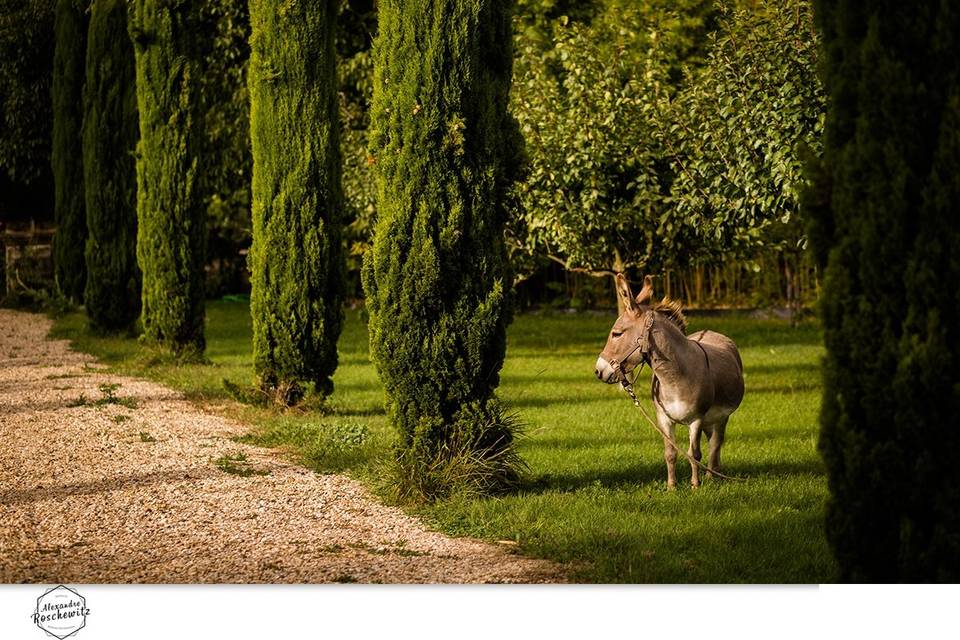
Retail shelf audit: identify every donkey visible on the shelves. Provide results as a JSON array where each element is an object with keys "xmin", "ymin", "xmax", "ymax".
[{"xmin": 595, "ymin": 274, "xmax": 744, "ymax": 488}]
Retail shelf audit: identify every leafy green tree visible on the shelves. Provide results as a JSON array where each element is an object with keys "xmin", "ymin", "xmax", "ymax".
[
  {"xmin": 509, "ymin": 1, "xmax": 715, "ymax": 278},
  {"xmin": 128, "ymin": 0, "xmax": 206, "ymax": 356},
  {"xmin": 247, "ymin": 0, "xmax": 345, "ymax": 404},
  {"xmin": 670, "ymin": 1, "xmax": 823, "ymax": 253},
  {"xmin": 810, "ymin": 0, "xmax": 960, "ymax": 580},
  {"xmin": 363, "ymin": 0, "xmax": 523, "ymax": 500},
  {"xmin": 510, "ymin": 0, "xmax": 821, "ymax": 293},
  {"xmin": 511, "ymin": 9, "xmax": 670, "ymax": 277},
  {"xmin": 51, "ymin": 0, "xmax": 88, "ymax": 302},
  {"xmin": 83, "ymin": 0, "xmax": 140, "ymax": 332}
]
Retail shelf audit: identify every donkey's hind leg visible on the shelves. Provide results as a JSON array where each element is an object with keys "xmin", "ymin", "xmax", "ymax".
[
  {"xmin": 707, "ymin": 417, "xmax": 728, "ymax": 479},
  {"xmin": 688, "ymin": 418, "xmax": 703, "ymax": 488}
]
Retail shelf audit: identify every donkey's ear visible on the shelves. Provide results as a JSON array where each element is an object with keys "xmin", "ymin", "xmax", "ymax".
[
  {"xmin": 615, "ymin": 273, "xmax": 638, "ymax": 313},
  {"xmin": 635, "ymin": 275, "xmax": 654, "ymax": 305}
]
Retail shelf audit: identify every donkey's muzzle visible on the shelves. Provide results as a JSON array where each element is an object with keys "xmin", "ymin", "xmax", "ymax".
[{"xmin": 595, "ymin": 357, "xmax": 618, "ymax": 384}]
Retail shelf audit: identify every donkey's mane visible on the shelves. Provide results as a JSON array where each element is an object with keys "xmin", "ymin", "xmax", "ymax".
[{"xmin": 652, "ymin": 297, "xmax": 687, "ymax": 333}]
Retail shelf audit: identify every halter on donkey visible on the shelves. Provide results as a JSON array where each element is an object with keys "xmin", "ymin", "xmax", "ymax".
[{"xmin": 595, "ymin": 274, "xmax": 745, "ymax": 488}]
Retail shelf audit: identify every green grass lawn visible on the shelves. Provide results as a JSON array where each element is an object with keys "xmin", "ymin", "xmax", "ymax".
[{"xmin": 50, "ymin": 299, "xmax": 835, "ymax": 583}]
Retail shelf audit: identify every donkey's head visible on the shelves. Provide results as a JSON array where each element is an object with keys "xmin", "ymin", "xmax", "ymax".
[{"xmin": 595, "ymin": 274, "xmax": 655, "ymax": 384}]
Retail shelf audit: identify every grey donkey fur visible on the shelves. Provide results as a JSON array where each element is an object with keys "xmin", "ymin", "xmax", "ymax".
[{"xmin": 595, "ymin": 274, "xmax": 744, "ymax": 488}]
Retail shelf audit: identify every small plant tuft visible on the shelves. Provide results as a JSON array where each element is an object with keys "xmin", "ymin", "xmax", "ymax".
[
  {"xmin": 96, "ymin": 383, "xmax": 137, "ymax": 409},
  {"xmin": 214, "ymin": 451, "xmax": 270, "ymax": 477},
  {"xmin": 66, "ymin": 393, "xmax": 88, "ymax": 408},
  {"xmin": 382, "ymin": 405, "xmax": 528, "ymax": 505}
]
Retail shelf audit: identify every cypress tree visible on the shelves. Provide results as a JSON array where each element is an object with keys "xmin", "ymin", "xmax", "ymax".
[
  {"xmin": 363, "ymin": 0, "xmax": 524, "ymax": 500},
  {"xmin": 128, "ymin": 0, "xmax": 206, "ymax": 356},
  {"xmin": 83, "ymin": 0, "xmax": 140, "ymax": 332},
  {"xmin": 247, "ymin": 0, "xmax": 345, "ymax": 404},
  {"xmin": 52, "ymin": 0, "xmax": 88, "ymax": 303},
  {"xmin": 809, "ymin": 0, "xmax": 960, "ymax": 580}
]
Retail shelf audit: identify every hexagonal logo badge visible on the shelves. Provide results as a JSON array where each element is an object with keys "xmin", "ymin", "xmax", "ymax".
[{"xmin": 33, "ymin": 585, "xmax": 89, "ymax": 639}]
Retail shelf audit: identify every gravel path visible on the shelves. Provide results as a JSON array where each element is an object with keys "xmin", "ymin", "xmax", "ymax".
[{"xmin": 0, "ymin": 310, "xmax": 563, "ymax": 584}]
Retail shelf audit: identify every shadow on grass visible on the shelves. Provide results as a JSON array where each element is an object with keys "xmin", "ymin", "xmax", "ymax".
[
  {"xmin": 328, "ymin": 405, "xmax": 386, "ymax": 417},
  {"xmin": 518, "ymin": 458, "xmax": 824, "ymax": 495},
  {"xmin": 745, "ymin": 362, "xmax": 821, "ymax": 376},
  {"xmin": 745, "ymin": 382, "xmax": 822, "ymax": 394},
  {"xmin": 548, "ymin": 507, "xmax": 835, "ymax": 583}
]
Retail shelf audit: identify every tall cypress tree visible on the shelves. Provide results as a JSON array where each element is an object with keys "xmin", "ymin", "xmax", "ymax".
[
  {"xmin": 83, "ymin": 0, "xmax": 140, "ymax": 332},
  {"xmin": 809, "ymin": 0, "xmax": 960, "ymax": 580},
  {"xmin": 51, "ymin": 0, "xmax": 88, "ymax": 303},
  {"xmin": 363, "ymin": 0, "xmax": 523, "ymax": 500},
  {"xmin": 128, "ymin": 0, "xmax": 206, "ymax": 356},
  {"xmin": 247, "ymin": 0, "xmax": 345, "ymax": 405}
]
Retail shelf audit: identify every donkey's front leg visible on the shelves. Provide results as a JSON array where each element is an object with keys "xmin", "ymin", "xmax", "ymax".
[
  {"xmin": 688, "ymin": 418, "xmax": 703, "ymax": 488},
  {"xmin": 659, "ymin": 413, "xmax": 678, "ymax": 489}
]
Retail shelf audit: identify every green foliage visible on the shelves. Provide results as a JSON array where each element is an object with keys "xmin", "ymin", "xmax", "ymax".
[
  {"xmin": 510, "ymin": 0, "xmax": 822, "ymax": 277},
  {"xmin": 95, "ymin": 381, "xmax": 138, "ymax": 408},
  {"xmin": 510, "ymin": 0, "xmax": 715, "ymax": 275},
  {"xmin": 247, "ymin": 0, "xmax": 345, "ymax": 403},
  {"xmin": 51, "ymin": 0, "xmax": 88, "ymax": 303},
  {"xmin": 670, "ymin": 1, "xmax": 823, "ymax": 252},
  {"xmin": 0, "ymin": 247, "xmax": 74, "ymax": 315},
  {"xmin": 339, "ymin": 45, "xmax": 376, "ymax": 283},
  {"xmin": 511, "ymin": 6, "xmax": 670, "ymax": 274},
  {"xmin": 83, "ymin": 0, "xmax": 140, "ymax": 333},
  {"xmin": 364, "ymin": 0, "xmax": 524, "ymax": 500},
  {"xmin": 129, "ymin": 0, "xmax": 206, "ymax": 357},
  {"xmin": 810, "ymin": 0, "xmax": 960, "ymax": 581},
  {"xmin": 333, "ymin": 0, "xmax": 377, "ymax": 291},
  {"xmin": 0, "ymin": 0, "xmax": 54, "ymax": 188}
]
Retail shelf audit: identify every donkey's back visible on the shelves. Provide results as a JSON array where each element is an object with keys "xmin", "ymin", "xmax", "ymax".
[{"xmin": 689, "ymin": 329, "xmax": 744, "ymax": 412}]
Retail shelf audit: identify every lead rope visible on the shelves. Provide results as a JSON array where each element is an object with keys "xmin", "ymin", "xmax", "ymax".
[{"xmin": 616, "ymin": 359, "xmax": 744, "ymax": 483}]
